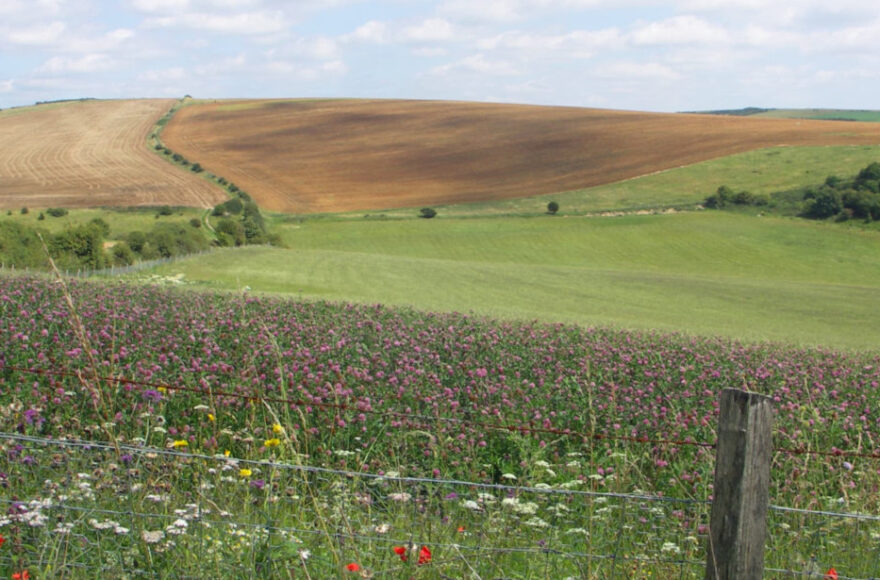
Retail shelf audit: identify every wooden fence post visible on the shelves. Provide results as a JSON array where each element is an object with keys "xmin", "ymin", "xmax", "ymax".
[{"xmin": 706, "ymin": 388, "xmax": 773, "ymax": 580}]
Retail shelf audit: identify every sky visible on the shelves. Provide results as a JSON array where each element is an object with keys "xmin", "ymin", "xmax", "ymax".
[{"xmin": 1, "ymin": 0, "xmax": 879, "ymax": 112}]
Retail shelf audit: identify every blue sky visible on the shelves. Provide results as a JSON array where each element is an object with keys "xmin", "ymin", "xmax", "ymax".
[{"xmin": 1, "ymin": 0, "xmax": 879, "ymax": 112}]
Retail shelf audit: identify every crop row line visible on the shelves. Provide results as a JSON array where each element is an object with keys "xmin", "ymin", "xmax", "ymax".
[{"xmin": 5, "ymin": 362, "xmax": 880, "ymax": 461}]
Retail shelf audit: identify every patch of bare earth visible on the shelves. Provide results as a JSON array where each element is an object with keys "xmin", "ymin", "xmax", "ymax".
[
  {"xmin": 0, "ymin": 99, "xmax": 227, "ymax": 210},
  {"xmin": 161, "ymin": 99, "xmax": 880, "ymax": 214}
]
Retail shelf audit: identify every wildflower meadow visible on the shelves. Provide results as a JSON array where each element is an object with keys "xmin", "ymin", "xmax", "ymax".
[{"xmin": 1, "ymin": 275, "xmax": 879, "ymax": 578}]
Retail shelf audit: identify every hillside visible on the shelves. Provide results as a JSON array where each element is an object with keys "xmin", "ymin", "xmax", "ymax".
[
  {"xmin": 0, "ymin": 99, "xmax": 227, "ymax": 210},
  {"xmin": 162, "ymin": 99, "xmax": 880, "ymax": 213}
]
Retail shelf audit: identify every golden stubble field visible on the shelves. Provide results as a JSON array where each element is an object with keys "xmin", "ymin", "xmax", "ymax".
[
  {"xmin": 0, "ymin": 99, "xmax": 227, "ymax": 210},
  {"xmin": 163, "ymin": 99, "xmax": 880, "ymax": 213}
]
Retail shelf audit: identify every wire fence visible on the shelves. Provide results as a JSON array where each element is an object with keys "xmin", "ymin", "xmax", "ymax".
[
  {"xmin": 1, "ymin": 431, "xmax": 709, "ymax": 578},
  {"xmin": 2, "ymin": 429, "xmax": 878, "ymax": 578},
  {"xmin": 3, "ymin": 362, "xmax": 880, "ymax": 578},
  {"xmin": 5, "ymin": 362, "xmax": 880, "ymax": 463},
  {"xmin": 0, "ymin": 249, "xmax": 215, "ymax": 280}
]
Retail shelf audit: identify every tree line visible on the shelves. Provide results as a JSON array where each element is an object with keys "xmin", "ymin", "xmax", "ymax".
[{"xmin": 704, "ymin": 161, "xmax": 880, "ymax": 223}]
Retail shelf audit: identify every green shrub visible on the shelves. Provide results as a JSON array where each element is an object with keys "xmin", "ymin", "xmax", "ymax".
[
  {"xmin": 801, "ymin": 188, "xmax": 842, "ymax": 219},
  {"xmin": 111, "ymin": 242, "xmax": 135, "ymax": 266},
  {"xmin": 46, "ymin": 207, "xmax": 68, "ymax": 217},
  {"xmin": 419, "ymin": 207, "xmax": 437, "ymax": 219},
  {"xmin": 215, "ymin": 218, "xmax": 246, "ymax": 246},
  {"xmin": 547, "ymin": 201, "xmax": 559, "ymax": 214}
]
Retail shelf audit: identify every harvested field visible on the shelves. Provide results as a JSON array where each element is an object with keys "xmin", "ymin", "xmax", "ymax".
[
  {"xmin": 162, "ymin": 99, "xmax": 880, "ymax": 213},
  {"xmin": 0, "ymin": 99, "xmax": 227, "ymax": 210}
]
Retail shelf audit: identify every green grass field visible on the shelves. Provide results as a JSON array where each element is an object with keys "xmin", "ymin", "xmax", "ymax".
[
  {"xmin": 143, "ymin": 211, "xmax": 880, "ymax": 351},
  {"xmin": 756, "ymin": 109, "xmax": 880, "ymax": 122}
]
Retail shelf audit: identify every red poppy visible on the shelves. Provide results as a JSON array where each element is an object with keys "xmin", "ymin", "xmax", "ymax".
[
  {"xmin": 0, "ymin": 534, "xmax": 5, "ymax": 547},
  {"xmin": 346, "ymin": 562, "xmax": 360, "ymax": 572},
  {"xmin": 825, "ymin": 568, "xmax": 838, "ymax": 580},
  {"xmin": 457, "ymin": 526, "xmax": 466, "ymax": 533},
  {"xmin": 393, "ymin": 546, "xmax": 408, "ymax": 562},
  {"xmin": 417, "ymin": 545, "xmax": 432, "ymax": 565},
  {"xmin": 12, "ymin": 572, "xmax": 30, "ymax": 580}
]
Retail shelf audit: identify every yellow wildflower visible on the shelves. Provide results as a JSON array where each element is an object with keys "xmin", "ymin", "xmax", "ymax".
[
  {"xmin": 208, "ymin": 413, "xmax": 215, "ymax": 422},
  {"xmin": 264, "ymin": 438, "xmax": 281, "ymax": 448},
  {"xmin": 272, "ymin": 423, "xmax": 283, "ymax": 434},
  {"xmin": 224, "ymin": 450, "xmax": 231, "ymax": 457},
  {"xmin": 172, "ymin": 440, "xmax": 188, "ymax": 448},
  {"xmin": 239, "ymin": 468, "xmax": 252, "ymax": 477}
]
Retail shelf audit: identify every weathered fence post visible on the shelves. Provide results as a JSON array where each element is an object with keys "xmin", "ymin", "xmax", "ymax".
[{"xmin": 705, "ymin": 388, "xmax": 773, "ymax": 580}]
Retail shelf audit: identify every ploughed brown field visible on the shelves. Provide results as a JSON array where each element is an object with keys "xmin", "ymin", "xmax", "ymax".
[
  {"xmin": 163, "ymin": 99, "xmax": 880, "ymax": 213},
  {"xmin": 0, "ymin": 99, "xmax": 226, "ymax": 210}
]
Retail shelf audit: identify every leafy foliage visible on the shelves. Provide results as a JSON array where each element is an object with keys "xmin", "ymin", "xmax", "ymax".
[{"xmin": 704, "ymin": 161, "xmax": 880, "ymax": 222}]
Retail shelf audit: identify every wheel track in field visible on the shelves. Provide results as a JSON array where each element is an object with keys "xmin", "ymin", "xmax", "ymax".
[{"xmin": 0, "ymin": 99, "xmax": 228, "ymax": 209}]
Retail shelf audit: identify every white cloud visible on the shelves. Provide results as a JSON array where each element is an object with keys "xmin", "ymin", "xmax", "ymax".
[
  {"xmin": 478, "ymin": 28, "xmax": 624, "ymax": 58},
  {"xmin": 6, "ymin": 21, "xmax": 67, "ymax": 46},
  {"xmin": 349, "ymin": 20, "xmax": 389, "ymax": 43},
  {"xmin": 432, "ymin": 53, "xmax": 520, "ymax": 76},
  {"xmin": 146, "ymin": 10, "xmax": 287, "ymax": 35},
  {"xmin": 138, "ymin": 67, "xmax": 188, "ymax": 82},
  {"xmin": 594, "ymin": 61, "xmax": 681, "ymax": 80},
  {"xmin": 630, "ymin": 15, "xmax": 729, "ymax": 45},
  {"xmin": 403, "ymin": 18, "xmax": 455, "ymax": 43},
  {"xmin": 39, "ymin": 54, "xmax": 116, "ymax": 74},
  {"xmin": 439, "ymin": 0, "xmax": 523, "ymax": 23}
]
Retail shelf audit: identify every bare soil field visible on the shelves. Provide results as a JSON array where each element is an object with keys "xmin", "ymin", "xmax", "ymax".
[
  {"xmin": 0, "ymin": 99, "xmax": 227, "ymax": 210},
  {"xmin": 162, "ymin": 99, "xmax": 880, "ymax": 213}
]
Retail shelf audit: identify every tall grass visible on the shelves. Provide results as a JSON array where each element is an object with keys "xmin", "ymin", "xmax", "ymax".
[{"xmin": 2, "ymin": 275, "xmax": 878, "ymax": 577}]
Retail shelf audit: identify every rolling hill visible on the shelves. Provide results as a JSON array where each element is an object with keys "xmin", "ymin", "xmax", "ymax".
[
  {"xmin": 162, "ymin": 99, "xmax": 880, "ymax": 213},
  {"xmin": 0, "ymin": 99, "xmax": 226, "ymax": 210}
]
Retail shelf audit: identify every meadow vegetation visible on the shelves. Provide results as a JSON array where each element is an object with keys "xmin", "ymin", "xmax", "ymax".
[
  {"xmin": 149, "ymin": 211, "xmax": 880, "ymax": 351},
  {"xmin": 1, "ymin": 276, "xmax": 878, "ymax": 578},
  {"xmin": 2, "ymin": 100, "xmax": 880, "ymax": 578}
]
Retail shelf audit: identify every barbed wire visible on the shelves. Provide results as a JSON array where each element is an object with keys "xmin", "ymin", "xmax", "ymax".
[
  {"xmin": 6, "ymin": 362, "xmax": 880, "ymax": 462},
  {"xmin": 0, "ymin": 431, "xmax": 707, "ymax": 505},
  {"xmin": 5, "ymin": 431, "xmax": 878, "ymax": 578},
  {"xmin": 0, "ymin": 361, "xmax": 716, "ymax": 452}
]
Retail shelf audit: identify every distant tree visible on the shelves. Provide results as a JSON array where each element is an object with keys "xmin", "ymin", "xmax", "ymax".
[
  {"xmin": 547, "ymin": 201, "xmax": 560, "ymax": 214},
  {"xmin": 20, "ymin": 207, "xmax": 28, "ymax": 215},
  {"xmin": 190, "ymin": 163, "xmax": 204, "ymax": 173},
  {"xmin": 802, "ymin": 188, "xmax": 842, "ymax": 219},
  {"xmin": 157, "ymin": 205, "xmax": 174, "ymax": 217},
  {"xmin": 419, "ymin": 207, "xmax": 437, "ymax": 219},
  {"xmin": 732, "ymin": 190, "xmax": 755, "ymax": 205},
  {"xmin": 857, "ymin": 162, "xmax": 880, "ymax": 182},
  {"xmin": 215, "ymin": 218, "xmax": 246, "ymax": 246},
  {"xmin": 111, "ymin": 242, "xmax": 135, "ymax": 266},
  {"xmin": 127, "ymin": 231, "xmax": 147, "ymax": 253},
  {"xmin": 46, "ymin": 207, "xmax": 68, "ymax": 217},
  {"xmin": 89, "ymin": 217, "xmax": 110, "ymax": 237},
  {"xmin": 189, "ymin": 218, "xmax": 202, "ymax": 228}
]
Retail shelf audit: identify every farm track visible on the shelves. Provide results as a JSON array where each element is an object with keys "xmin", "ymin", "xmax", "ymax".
[
  {"xmin": 162, "ymin": 99, "xmax": 880, "ymax": 214},
  {"xmin": 0, "ymin": 99, "xmax": 228, "ymax": 209}
]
